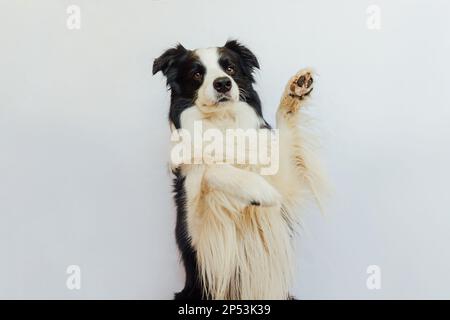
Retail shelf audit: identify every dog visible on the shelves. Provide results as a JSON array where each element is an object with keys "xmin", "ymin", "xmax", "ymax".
[{"xmin": 153, "ymin": 40, "xmax": 324, "ymax": 300}]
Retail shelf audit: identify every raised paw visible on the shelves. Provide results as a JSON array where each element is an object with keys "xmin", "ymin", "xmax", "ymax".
[{"xmin": 288, "ymin": 69, "xmax": 314, "ymax": 100}]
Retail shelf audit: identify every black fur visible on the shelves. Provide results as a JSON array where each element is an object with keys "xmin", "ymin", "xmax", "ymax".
[
  {"xmin": 153, "ymin": 44, "xmax": 205, "ymax": 128},
  {"xmin": 153, "ymin": 40, "xmax": 268, "ymax": 299},
  {"xmin": 172, "ymin": 168, "xmax": 206, "ymax": 300}
]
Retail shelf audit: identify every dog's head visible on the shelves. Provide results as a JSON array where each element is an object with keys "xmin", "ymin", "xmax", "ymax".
[{"xmin": 153, "ymin": 40, "xmax": 261, "ymax": 127}]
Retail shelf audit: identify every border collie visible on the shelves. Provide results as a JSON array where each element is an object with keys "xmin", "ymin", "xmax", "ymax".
[{"xmin": 153, "ymin": 40, "xmax": 324, "ymax": 300}]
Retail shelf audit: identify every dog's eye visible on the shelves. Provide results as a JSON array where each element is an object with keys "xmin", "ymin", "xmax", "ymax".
[
  {"xmin": 226, "ymin": 66, "xmax": 235, "ymax": 75},
  {"xmin": 193, "ymin": 72, "xmax": 203, "ymax": 81}
]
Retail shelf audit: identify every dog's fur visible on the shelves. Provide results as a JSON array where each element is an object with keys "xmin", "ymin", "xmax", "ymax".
[{"xmin": 153, "ymin": 40, "xmax": 324, "ymax": 300}]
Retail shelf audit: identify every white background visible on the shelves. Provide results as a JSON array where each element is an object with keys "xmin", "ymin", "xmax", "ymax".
[{"xmin": 1, "ymin": 0, "xmax": 450, "ymax": 299}]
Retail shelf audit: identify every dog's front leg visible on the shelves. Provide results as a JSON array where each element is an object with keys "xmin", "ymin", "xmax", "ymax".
[
  {"xmin": 203, "ymin": 164, "xmax": 281, "ymax": 208},
  {"xmin": 274, "ymin": 69, "xmax": 324, "ymax": 207},
  {"xmin": 181, "ymin": 163, "xmax": 282, "ymax": 220}
]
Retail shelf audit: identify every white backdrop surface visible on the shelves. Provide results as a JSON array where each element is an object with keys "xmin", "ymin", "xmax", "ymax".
[{"xmin": 1, "ymin": 0, "xmax": 450, "ymax": 299}]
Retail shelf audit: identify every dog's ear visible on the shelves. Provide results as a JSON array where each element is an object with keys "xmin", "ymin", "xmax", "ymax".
[
  {"xmin": 152, "ymin": 44, "xmax": 187, "ymax": 76},
  {"xmin": 224, "ymin": 40, "xmax": 260, "ymax": 70}
]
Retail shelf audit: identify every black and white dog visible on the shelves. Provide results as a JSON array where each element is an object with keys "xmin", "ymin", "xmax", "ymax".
[{"xmin": 153, "ymin": 40, "xmax": 323, "ymax": 300}]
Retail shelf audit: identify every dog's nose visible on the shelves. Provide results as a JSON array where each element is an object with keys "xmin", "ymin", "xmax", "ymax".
[{"xmin": 213, "ymin": 77, "xmax": 232, "ymax": 93}]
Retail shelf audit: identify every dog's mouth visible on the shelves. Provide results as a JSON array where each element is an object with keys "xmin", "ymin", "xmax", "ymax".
[
  {"xmin": 199, "ymin": 94, "xmax": 234, "ymax": 108},
  {"xmin": 217, "ymin": 96, "xmax": 230, "ymax": 103},
  {"xmin": 216, "ymin": 94, "xmax": 232, "ymax": 104}
]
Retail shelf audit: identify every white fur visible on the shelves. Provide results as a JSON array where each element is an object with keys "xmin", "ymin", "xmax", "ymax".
[{"xmin": 172, "ymin": 67, "xmax": 324, "ymax": 299}]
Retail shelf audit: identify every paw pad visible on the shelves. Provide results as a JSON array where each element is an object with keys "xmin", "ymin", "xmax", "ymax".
[{"xmin": 289, "ymin": 70, "xmax": 314, "ymax": 100}]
